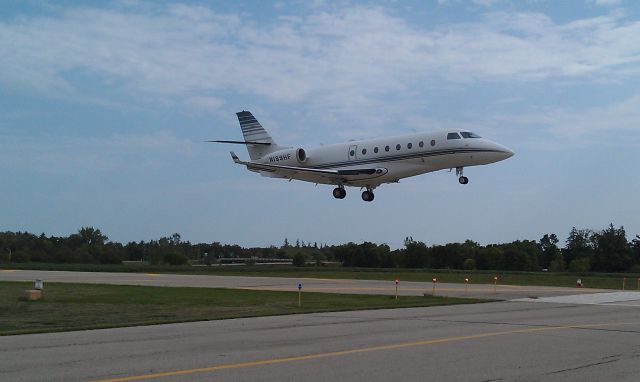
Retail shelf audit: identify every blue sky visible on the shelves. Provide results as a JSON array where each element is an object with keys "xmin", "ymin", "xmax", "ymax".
[{"xmin": 1, "ymin": 0, "xmax": 639, "ymax": 249}]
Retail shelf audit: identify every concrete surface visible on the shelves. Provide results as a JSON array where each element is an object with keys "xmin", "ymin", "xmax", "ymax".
[{"xmin": 0, "ymin": 269, "xmax": 612, "ymax": 300}]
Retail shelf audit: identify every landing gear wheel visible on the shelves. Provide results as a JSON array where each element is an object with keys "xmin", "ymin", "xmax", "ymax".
[
  {"xmin": 458, "ymin": 176, "xmax": 469, "ymax": 185},
  {"xmin": 361, "ymin": 190, "xmax": 375, "ymax": 202},
  {"xmin": 333, "ymin": 187, "xmax": 346, "ymax": 199}
]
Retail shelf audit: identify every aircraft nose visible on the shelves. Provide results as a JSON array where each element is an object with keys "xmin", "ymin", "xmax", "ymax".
[{"xmin": 494, "ymin": 143, "xmax": 514, "ymax": 160}]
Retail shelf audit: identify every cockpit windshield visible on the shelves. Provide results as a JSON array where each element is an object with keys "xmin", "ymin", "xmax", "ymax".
[
  {"xmin": 460, "ymin": 132, "xmax": 481, "ymax": 138},
  {"xmin": 447, "ymin": 132, "xmax": 461, "ymax": 140}
]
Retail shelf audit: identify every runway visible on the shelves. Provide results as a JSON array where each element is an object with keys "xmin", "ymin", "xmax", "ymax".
[
  {"xmin": 2, "ymin": 297, "xmax": 640, "ymax": 381},
  {"xmin": 0, "ymin": 269, "xmax": 611, "ymax": 300},
  {"xmin": 3, "ymin": 270, "xmax": 640, "ymax": 381}
]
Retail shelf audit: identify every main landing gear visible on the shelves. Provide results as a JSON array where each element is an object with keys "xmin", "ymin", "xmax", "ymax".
[
  {"xmin": 332, "ymin": 186, "xmax": 375, "ymax": 202},
  {"xmin": 361, "ymin": 190, "xmax": 375, "ymax": 202},
  {"xmin": 332, "ymin": 186, "xmax": 346, "ymax": 199},
  {"xmin": 456, "ymin": 167, "xmax": 469, "ymax": 185}
]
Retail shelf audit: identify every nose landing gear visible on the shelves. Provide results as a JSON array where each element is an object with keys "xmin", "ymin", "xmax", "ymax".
[{"xmin": 456, "ymin": 167, "xmax": 469, "ymax": 185}]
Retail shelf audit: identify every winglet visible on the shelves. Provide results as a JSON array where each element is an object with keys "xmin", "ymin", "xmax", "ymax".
[{"xmin": 230, "ymin": 151, "xmax": 242, "ymax": 164}]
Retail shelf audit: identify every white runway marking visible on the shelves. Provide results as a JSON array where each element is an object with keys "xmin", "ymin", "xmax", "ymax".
[{"xmin": 513, "ymin": 291, "xmax": 640, "ymax": 306}]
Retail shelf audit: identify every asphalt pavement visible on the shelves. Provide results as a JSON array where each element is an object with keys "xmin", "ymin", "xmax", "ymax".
[{"xmin": 2, "ymin": 296, "xmax": 640, "ymax": 381}]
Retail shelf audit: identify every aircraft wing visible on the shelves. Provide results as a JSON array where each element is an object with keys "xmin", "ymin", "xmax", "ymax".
[{"xmin": 230, "ymin": 152, "xmax": 387, "ymax": 183}]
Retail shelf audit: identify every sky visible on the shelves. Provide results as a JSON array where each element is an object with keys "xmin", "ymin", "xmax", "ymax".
[{"xmin": 1, "ymin": 0, "xmax": 639, "ymax": 249}]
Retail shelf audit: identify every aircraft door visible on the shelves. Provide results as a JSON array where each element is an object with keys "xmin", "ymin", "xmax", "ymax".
[{"xmin": 348, "ymin": 145, "xmax": 358, "ymax": 161}]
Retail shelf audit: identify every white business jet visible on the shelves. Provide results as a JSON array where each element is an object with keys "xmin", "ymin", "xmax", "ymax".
[{"xmin": 213, "ymin": 111, "xmax": 514, "ymax": 202}]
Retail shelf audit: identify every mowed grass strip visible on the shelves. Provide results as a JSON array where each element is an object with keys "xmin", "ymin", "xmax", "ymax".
[{"xmin": 0, "ymin": 281, "xmax": 486, "ymax": 335}]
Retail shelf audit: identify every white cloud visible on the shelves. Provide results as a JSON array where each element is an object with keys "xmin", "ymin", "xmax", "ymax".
[
  {"xmin": 0, "ymin": 4, "xmax": 639, "ymax": 113},
  {"xmin": 184, "ymin": 96, "xmax": 224, "ymax": 111},
  {"xmin": 593, "ymin": 0, "xmax": 622, "ymax": 6},
  {"xmin": 547, "ymin": 94, "xmax": 640, "ymax": 137},
  {"xmin": 472, "ymin": 0, "xmax": 505, "ymax": 6},
  {"xmin": 476, "ymin": 94, "xmax": 640, "ymax": 148}
]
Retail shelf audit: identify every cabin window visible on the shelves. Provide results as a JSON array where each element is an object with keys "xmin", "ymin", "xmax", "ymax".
[
  {"xmin": 385, "ymin": 145, "xmax": 390, "ymax": 152},
  {"xmin": 362, "ymin": 148, "xmax": 367, "ymax": 155},
  {"xmin": 396, "ymin": 144, "xmax": 401, "ymax": 150},
  {"xmin": 419, "ymin": 141, "xmax": 424, "ymax": 148},
  {"xmin": 431, "ymin": 139, "xmax": 436, "ymax": 146},
  {"xmin": 447, "ymin": 132, "xmax": 461, "ymax": 140},
  {"xmin": 460, "ymin": 132, "xmax": 482, "ymax": 138},
  {"xmin": 407, "ymin": 143, "xmax": 413, "ymax": 149},
  {"xmin": 374, "ymin": 147, "xmax": 379, "ymax": 153}
]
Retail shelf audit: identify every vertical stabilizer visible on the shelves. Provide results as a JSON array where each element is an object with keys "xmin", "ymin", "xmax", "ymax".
[{"xmin": 236, "ymin": 111, "xmax": 279, "ymax": 160}]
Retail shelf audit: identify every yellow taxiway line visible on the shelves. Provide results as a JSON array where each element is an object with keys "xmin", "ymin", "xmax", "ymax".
[{"xmin": 93, "ymin": 321, "xmax": 639, "ymax": 382}]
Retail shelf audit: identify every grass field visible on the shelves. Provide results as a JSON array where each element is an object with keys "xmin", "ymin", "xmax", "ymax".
[
  {"xmin": 3, "ymin": 262, "xmax": 637, "ymax": 290},
  {"xmin": 0, "ymin": 281, "xmax": 485, "ymax": 336}
]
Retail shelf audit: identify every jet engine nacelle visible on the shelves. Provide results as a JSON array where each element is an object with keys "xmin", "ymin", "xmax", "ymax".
[{"xmin": 263, "ymin": 147, "xmax": 308, "ymax": 165}]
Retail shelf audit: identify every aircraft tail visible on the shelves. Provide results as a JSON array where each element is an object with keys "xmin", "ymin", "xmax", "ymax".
[{"xmin": 236, "ymin": 111, "xmax": 280, "ymax": 160}]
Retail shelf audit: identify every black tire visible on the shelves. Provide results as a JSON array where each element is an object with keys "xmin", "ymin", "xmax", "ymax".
[
  {"xmin": 361, "ymin": 191, "xmax": 374, "ymax": 202},
  {"xmin": 459, "ymin": 176, "xmax": 469, "ymax": 184},
  {"xmin": 333, "ymin": 187, "xmax": 346, "ymax": 199}
]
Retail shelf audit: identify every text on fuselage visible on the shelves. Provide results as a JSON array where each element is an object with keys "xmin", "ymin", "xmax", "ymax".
[{"xmin": 269, "ymin": 153, "xmax": 291, "ymax": 162}]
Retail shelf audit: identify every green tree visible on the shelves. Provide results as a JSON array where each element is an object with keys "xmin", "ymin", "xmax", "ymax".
[
  {"xmin": 0, "ymin": 249, "xmax": 11, "ymax": 263},
  {"xmin": 591, "ymin": 224, "xmax": 632, "ymax": 272},
  {"xmin": 77, "ymin": 227, "xmax": 108, "ymax": 246},
  {"xmin": 564, "ymin": 227, "xmax": 593, "ymax": 266},
  {"xmin": 403, "ymin": 241, "xmax": 429, "ymax": 268},
  {"xmin": 539, "ymin": 233, "xmax": 559, "ymax": 269},
  {"xmin": 632, "ymin": 235, "xmax": 640, "ymax": 263}
]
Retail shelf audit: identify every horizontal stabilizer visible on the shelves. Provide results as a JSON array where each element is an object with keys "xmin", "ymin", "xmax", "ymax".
[
  {"xmin": 230, "ymin": 151, "xmax": 241, "ymax": 164},
  {"xmin": 207, "ymin": 140, "xmax": 271, "ymax": 146}
]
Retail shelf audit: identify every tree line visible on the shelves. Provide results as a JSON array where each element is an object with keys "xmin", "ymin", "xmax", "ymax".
[{"xmin": 1, "ymin": 224, "xmax": 639, "ymax": 273}]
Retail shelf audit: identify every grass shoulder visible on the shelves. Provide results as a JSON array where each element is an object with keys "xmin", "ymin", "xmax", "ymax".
[{"xmin": 0, "ymin": 281, "xmax": 487, "ymax": 336}]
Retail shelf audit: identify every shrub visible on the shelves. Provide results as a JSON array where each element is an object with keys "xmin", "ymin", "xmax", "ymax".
[
  {"xmin": 164, "ymin": 252, "xmax": 188, "ymax": 266},
  {"xmin": 292, "ymin": 253, "xmax": 306, "ymax": 267},
  {"xmin": 568, "ymin": 257, "xmax": 590, "ymax": 273},
  {"xmin": 463, "ymin": 258, "xmax": 476, "ymax": 270}
]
